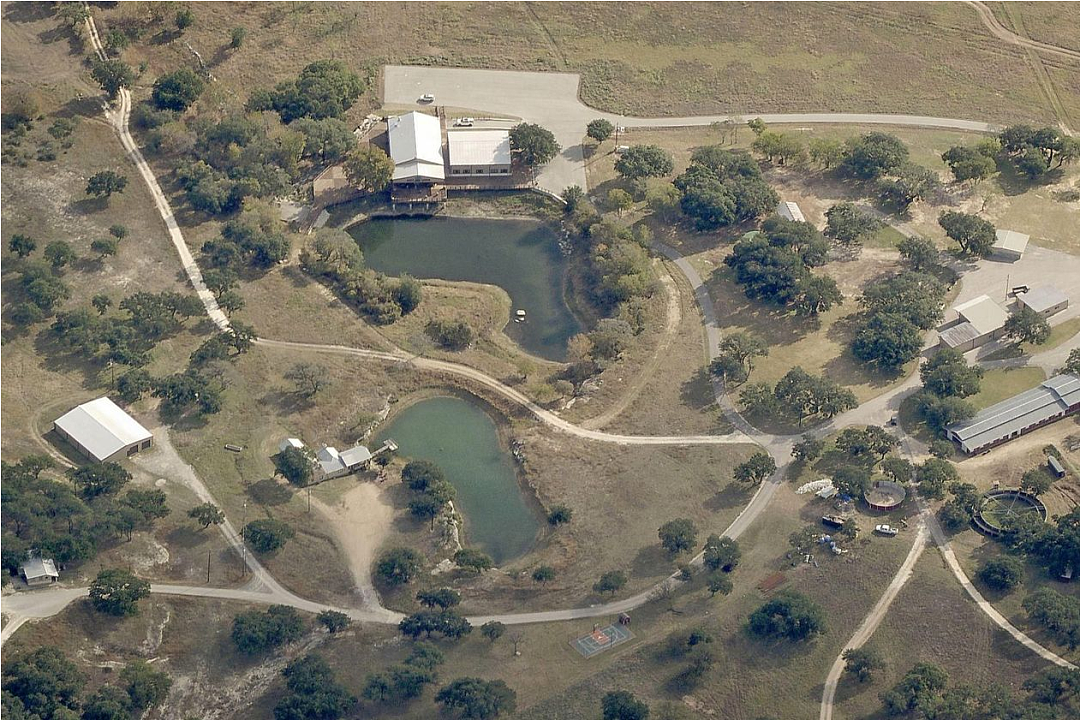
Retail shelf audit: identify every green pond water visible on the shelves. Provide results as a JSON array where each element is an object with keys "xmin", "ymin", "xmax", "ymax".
[
  {"xmin": 349, "ymin": 216, "xmax": 580, "ymax": 361},
  {"xmin": 375, "ymin": 396, "xmax": 539, "ymax": 564}
]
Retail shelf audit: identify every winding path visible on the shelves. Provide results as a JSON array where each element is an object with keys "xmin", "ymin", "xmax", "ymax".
[
  {"xmin": 964, "ymin": 1, "xmax": 1080, "ymax": 64},
  {"xmin": 4, "ymin": 11, "xmax": 1075, "ymax": 704}
]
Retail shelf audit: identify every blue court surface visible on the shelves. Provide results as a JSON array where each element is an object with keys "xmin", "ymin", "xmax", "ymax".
[{"xmin": 571, "ymin": 623, "xmax": 634, "ymax": 658}]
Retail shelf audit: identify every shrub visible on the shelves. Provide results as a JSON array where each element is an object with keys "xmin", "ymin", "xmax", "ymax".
[
  {"xmin": 977, "ymin": 556, "xmax": 1025, "ymax": 592},
  {"xmin": 425, "ymin": 319, "xmax": 474, "ymax": 350},
  {"xmin": 243, "ymin": 519, "xmax": 294, "ymax": 554}
]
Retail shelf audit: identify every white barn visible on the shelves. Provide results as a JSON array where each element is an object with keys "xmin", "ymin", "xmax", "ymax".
[
  {"xmin": 387, "ymin": 111, "xmax": 445, "ymax": 184},
  {"xmin": 53, "ymin": 397, "xmax": 152, "ymax": 463},
  {"xmin": 448, "ymin": 129, "xmax": 512, "ymax": 176}
]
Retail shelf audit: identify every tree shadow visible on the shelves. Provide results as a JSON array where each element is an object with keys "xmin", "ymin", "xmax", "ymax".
[
  {"xmin": 3, "ymin": 2, "xmax": 56, "ymax": 22},
  {"xmin": 247, "ymin": 477, "xmax": 293, "ymax": 507},
  {"xmin": 259, "ymin": 388, "xmax": 312, "ymax": 417},
  {"xmin": 68, "ymin": 197, "xmax": 108, "ymax": 216},
  {"xmin": 164, "ymin": 525, "xmax": 212, "ymax": 549},
  {"xmin": 703, "ymin": 482, "xmax": 752, "ymax": 512},
  {"xmin": 679, "ymin": 368, "xmax": 715, "ymax": 412},
  {"xmin": 703, "ymin": 268, "xmax": 813, "ymax": 347},
  {"xmin": 55, "ymin": 95, "xmax": 102, "ymax": 120},
  {"xmin": 629, "ymin": 544, "xmax": 674, "ymax": 580}
]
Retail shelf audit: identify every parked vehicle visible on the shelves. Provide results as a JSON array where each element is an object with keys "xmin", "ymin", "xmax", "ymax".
[
  {"xmin": 875, "ymin": 524, "xmax": 898, "ymax": 536},
  {"xmin": 822, "ymin": 515, "xmax": 846, "ymax": 529},
  {"xmin": 419, "ymin": 93, "xmax": 435, "ymax": 103},
  {"xmin": 615, "ymin": 145, "xmax": 630, "ymax": 154},
  {"xmin": 454, "ymin": 117, "xmax": 475, "ymax": 126}
]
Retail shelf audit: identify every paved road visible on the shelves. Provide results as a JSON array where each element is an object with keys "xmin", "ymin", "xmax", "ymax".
[{"xmin": 384, "ymin": 65, "xmax": 999, "ymax": 195}]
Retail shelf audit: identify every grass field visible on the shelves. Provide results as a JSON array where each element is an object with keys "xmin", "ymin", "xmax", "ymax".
[
  {"xmin": 989, "ymin": 2, "xmax": 1080, "ymax": 53},
  {"xmin": 80, "ymin": 2, "xmax": 1077, "ymax": 126},
  {"xmin": 834, "ymin": 550, "xmax": 1055, "ymax": 719},
  {"xmin": 968, "ymin": 367, "xmax": 1047, "ymax": 410}
]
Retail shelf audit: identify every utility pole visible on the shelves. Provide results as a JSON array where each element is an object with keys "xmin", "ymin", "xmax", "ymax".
[
  {"xmin": 307, "ymin": 487, "xmax": 311, "ymax": 513},
  {"xmin": 241, "ymin": 501, "xmax": 247, "ymax": 577},
  {"xmin": 207, "ymin": 549, "xmax": 211, "ymax": 584}
]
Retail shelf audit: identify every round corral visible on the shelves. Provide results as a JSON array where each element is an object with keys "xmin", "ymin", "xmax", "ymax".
[
  {"xmin": 864, "ymin": 480, "xmax": 907, "ymax": 511},
  {"xmin": 974, "ymin": 489, "xmax": 1048, "ymax": 537}
]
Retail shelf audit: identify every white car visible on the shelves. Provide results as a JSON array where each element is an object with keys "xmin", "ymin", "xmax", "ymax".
[
  {"xmin": 875, "ymin": 524, "xmax": 898, "ymax": 536},
  {"xmin": 419, "ymin": 93, "xmax": 435, "ymax": 103},
  {"xmin": 454, "ymin": 117, "xmax": 475, "ymax": 127}
]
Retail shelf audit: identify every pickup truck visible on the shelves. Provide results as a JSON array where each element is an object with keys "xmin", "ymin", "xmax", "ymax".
[{"xmin": 875, "ymin": 524, "xmax": 899, "ymax": 536}]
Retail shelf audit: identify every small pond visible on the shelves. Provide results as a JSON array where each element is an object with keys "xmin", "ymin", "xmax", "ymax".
[
  {"xmin": 349, "ymin": 216, "xmax": 581, "ymax": 361},
  {"xmin": 375, "ymin": 395, "xmax": 539, "ymax": 564}
]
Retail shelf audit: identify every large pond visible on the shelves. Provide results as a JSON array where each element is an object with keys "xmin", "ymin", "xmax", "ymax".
[
  {"xmin": 375, "ymin": 396, "xmax": 539, "ymax": 565},
  {"xmin": 350, "ymin": 217, "xmax": 581, "ymax": 361}
]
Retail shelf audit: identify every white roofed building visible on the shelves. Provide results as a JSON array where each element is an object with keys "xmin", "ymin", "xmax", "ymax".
[
  {"xmin": 938, "ymin": 295, "xmax": 1009, "ymax": 352},
  {"xmin": 388, "ymin": 111, "xmax": 445, "ymax": 184},
  {"xmin": 20, "ymin": 556, "xmax": 59, "ymax": 587},
  {"xmin": 777, "ymin": 201, "xmax": 806, "ymax": 223},
  {"xmin": 1017, "ymin": 286, "xmax": 1069, "ymax": 318},
  {"xmin": 948, "ymin": 374, "xmax": 1080, "ymax": 453},
  {"xmin": 53, "ymin": 397, "xmax": 153, "ymax": 463},
  {"xmin": 448, "ymin": 129, "xmax": 512, "ymax": 176},
  {"xmin": 992, "ymin": 229, "xmax": 1029, "ymax": 262}
]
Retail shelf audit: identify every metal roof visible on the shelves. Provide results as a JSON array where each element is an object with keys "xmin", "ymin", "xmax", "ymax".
[
  {"xmin": 993, "ymin": 229, "xmax": 1030, "ymax": 254},
  {"xmin": 448, "ymin": 129, "xmax": 511, "ymax": 167},
  {"xmin": 938, "ymin": 322, "xmax": 981, "ymax": 348},
  {"xmin": 777, "ymin": 201, "xmax": 805, "ymax": 223},
  {"xmin": 340, "ymin": 445, "xmax": 373, "ymax": 467},
  {"xmin": 54, "ymin": 397, "xmax": 152, "ymax": 463},
  {"xmin": 953, "ymin": 295, "xmax": 1008, "ymax": 335},
  {"xmin": 388, "ymin": 111, "xmax": 444, "ymax": 181},
  {"xmin": 948, "ymin": 373, "xmax": 1080, "ymax": 452},
  {"xmin": 21, "ymin": 556, "xmax": 59, "ymax": 580},
  {"xmin": 1018, "ymin": 286, "xmax": 1069, "ymax": 314}
]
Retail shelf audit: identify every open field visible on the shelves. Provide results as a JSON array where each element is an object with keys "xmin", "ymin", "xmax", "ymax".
[
  {"xmin": 989, "ymin": 2, "xmax": 1080, "ymax": 54},
  {"xmin": 516, "ymin": 484, "xmax": 921, "ymax": 719},
  {"xmin": 80, "ymin": 2, "xmax": 1076, "ymax": 125},
  {"xmin": 968, "ymin": 366, "xmax": 1048, "ymax": 410},
  {"xmin": 833, "ymin": 550, "xmax": 1055, "ymax": 719}
]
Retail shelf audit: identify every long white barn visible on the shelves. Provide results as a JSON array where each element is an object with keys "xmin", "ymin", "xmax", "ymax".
[{"xmin": 53, "ymin": 397, "xmax": 153, "ymax": 463}]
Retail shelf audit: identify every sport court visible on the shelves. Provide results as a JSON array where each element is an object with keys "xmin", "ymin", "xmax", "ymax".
[{"xmin": 571, "ymin": 623, "xmax": 634, "ymax": 658}]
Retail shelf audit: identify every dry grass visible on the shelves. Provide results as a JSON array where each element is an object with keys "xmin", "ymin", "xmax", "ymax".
[
  {"xmin": 989, "ymin": 2, "xmax": 1080, "ymax": 53},
  {"xmin": 78, "ymin": 2, "xmax": 1073, "ymax": 125},
  {"xmin": 597, "ymin": 265, "xmax": 732, "ymax": 436},
  {"xmin": 834, "ymin": 550, "xmax": 1055, "ymax": 719}
]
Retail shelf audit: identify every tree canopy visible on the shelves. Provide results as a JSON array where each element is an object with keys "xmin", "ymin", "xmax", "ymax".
[
  {"xmin": 509, "ymin": 123, "xmax": 560, "ymax": 166},
  {"xmin": 938, "ymin": 210, "xmax": 996, "ymax": 257},
  {"xmin": 152, "ymin": 67, "xmax": 206, "ymax": 111},
  {"xmin": 89, "ymin": 568, "xmax": 151, "ymax": 616},
  {"xmin": 614, "ymin": 145, "xmax": 675, "ymax": 179},
  {"xmin": 747, "ymin": 590, "xmax": 826, "ymax": 641},
  {"xmin": 435, "ymin": 677, "xmax": 517, "ymax": 719}
]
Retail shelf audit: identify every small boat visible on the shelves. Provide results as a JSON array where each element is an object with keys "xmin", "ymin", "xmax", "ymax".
[{"xmin": 515, "ymin": 309, "xmax": 526, "ymax": 323}]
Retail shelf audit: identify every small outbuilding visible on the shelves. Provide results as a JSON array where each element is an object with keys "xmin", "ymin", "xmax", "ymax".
[
  {"xmin": 1049, "ymin": 455, "xmax": 1067, "ymax": 478},
  {"xmin": 53, "ymin": 397, "xmax": 153, "ymax": 463},
  {"xmin": 991, "ymin": 229, "xmax": 1030, "ymax": 262},
  {"xmin": 1017, "ymin": 286, "xmax": 1069, "ymax": 318},
  {"xmin": 447, "ymin": 129, "xmax": 512, "ymax": 176},
  {"xmin": 938, "ymin": 295, "xmax": 1009, "ymax": 352},
  {"xmin": 777, "ymin": 201, "xmax": 806, "ymax": 223},
  {"xmin": 20, "ymin": 556, "xmax": 59, "ymax": 586}
]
